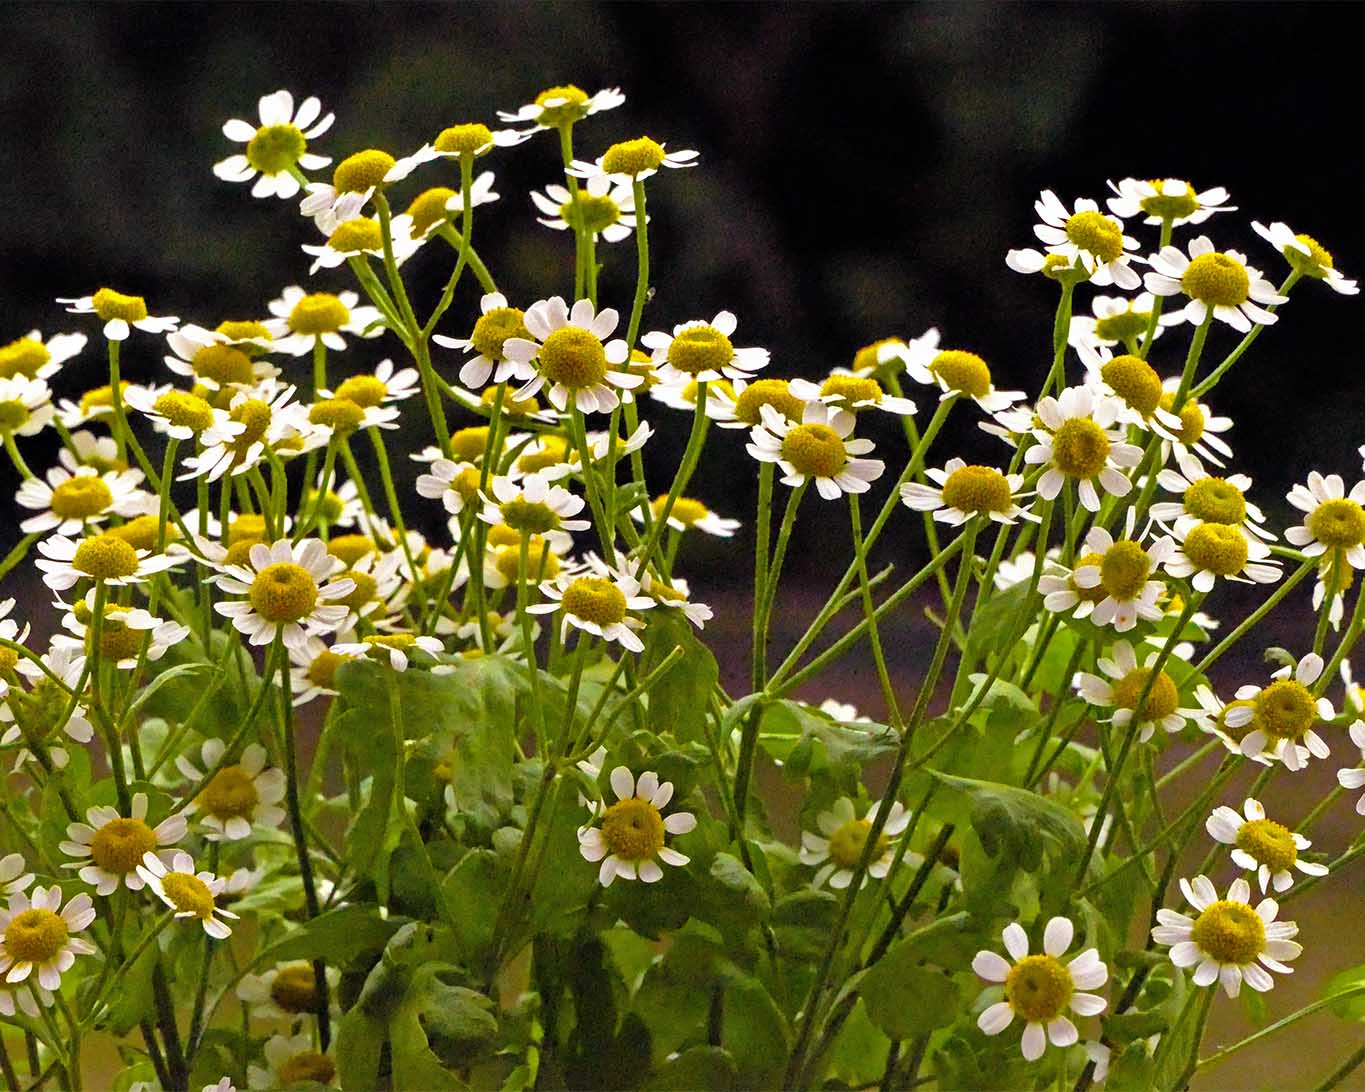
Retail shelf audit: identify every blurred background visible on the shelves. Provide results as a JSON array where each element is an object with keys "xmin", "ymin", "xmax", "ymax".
[{"xmin": 0, "ymin": 3, "xmax": 1363, "ymax": 1088}]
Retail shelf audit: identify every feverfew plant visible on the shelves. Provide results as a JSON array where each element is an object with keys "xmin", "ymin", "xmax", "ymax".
[{"xmin": 0, "ymin": 85, "xmax": 1362, "ymax": 1092}]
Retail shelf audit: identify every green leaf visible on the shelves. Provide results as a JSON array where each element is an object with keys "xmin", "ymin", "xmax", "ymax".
[
  {"xmin": 640, "ymin": 611, "xmax": 717, "ymax": 745},
  {"xmin": 1324, "ymin": 964, "xmax": 1365, "ymax": 1020},
  {"xmin": 441, "ymin": 848, "xmax": 507, "ymax": 963},
  {"xmin": 139, "ymin": 632, "xmax": 249, "ymax": 738},
  {"xmin": 965, "ymin": 581, "xmax": 1029, "ymax": 662},
  {"xmin": 757, "ymin": 700, "xmax": 897, "ymax": 791},
  {"xmin": 261, "ymin": 905, "xmax": 401, "ymax": 968},
  {"xmin": 722, "ymin": 973, "xmax": 790, "ymax": 1091},
  {"xmin": 643, "ymin": 1046, "xmax": 737, "ymax": 1091},
  {"xmin": 860, "ymin": 960, "xmax": 962, "ymax": 1040},
  {"xmin": 930, "ymin": 772, "xmax": 1086, "ymax": 872}
]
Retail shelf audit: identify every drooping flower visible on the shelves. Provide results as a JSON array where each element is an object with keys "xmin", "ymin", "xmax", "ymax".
[{"xmin": 1252, "ymin": 220, "xmax": 1357, "ymax": 295}]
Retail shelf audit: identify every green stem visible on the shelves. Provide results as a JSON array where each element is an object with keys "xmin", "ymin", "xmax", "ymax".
[
  {"xmin": 1191, "ymin": 270, "xmax": 1301, "ymax": 399},
  {"xmin": 1197, "ymin": 984, "xmax": 1365, "ymax": 1073}
]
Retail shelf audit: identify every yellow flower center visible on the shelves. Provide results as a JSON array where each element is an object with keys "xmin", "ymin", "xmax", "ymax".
[
  {"xmin": 518, "ymin": 436, "xmax": 569, "ymax": 475},
  {"xmin": 1182, "ymin": 252, "xmax": 1250, "ymax": 307},
  {"xmin": 327, "ymin": 534, "xmax": 374, "ymax": 566},
  {"xmin": 1042, "ymin": 254, "xmax": 1079, "ymax": 280},
  {"xmin": 72, "ymin": 534, "xmax": 141, "ymax": 580},
  {"xmin": 652, "ymin": 495, "xmax": 709, "ymax": 525},
  {"xmin": 940, "ymin": 465, "xmax": 1013, "ymax": 515},
  {"xmin": 279, "ymin": 1052, "xmax": 336, "ymax": 1086},
  {"xmin": 560, "ymin": 192, "xmax": 622, "ymax": 235},
  {"xmin": 1069, "ymin": 551, "xmax": 1108, "ymax": 603},
  {"xmin": 780, "ymin": 423, "xmax": 847, "ymax": 479},
  {"xmin": 1099, "ymin": 540, "xmax": 1151, "ymax": 600},
  {"xmin": 1064, "ymin": 210, "xmax": 1125, "ymax": 263},
  {"xmin": 451, "ymin": 426, "xmax": 492, "ymax": 463},
  {"xmin": 851, "ymin": 338, "xmax": 903, "ymax": 375},
  {"xmin": 1156, "ymin": 392, "xmax": 1206, "ymax": 443},
  {"xmin": 288, "ymin": 293, "xmax": 350, "ymax": 336},
  {"xmin": 248, "ymin": 561, "xmax": 319, "ymax": 623},
  {"xmin": 470, "ymin": 307, "xmax": 530, "ymax": 362},
  {"xmin": 50, "ymin": 476, "xmax": 114, "ymax": 519},
  {"xmin": 305, "ymin": 649, "xmax": 350, "ymax": 690},
  {"xmin": 500, "ymin": 497, "xmax": 561, "ymax": 535},
  {"xmin": 820, "ymin": 375, "xmax": 883, "ymax": 407},
  {"xmin": 92, "ymin": 288, "xmax": 148, "ymax": 324},
  {"xmin": 327, "ymin": 218, "xmax": 382, "ymax": 254},
  {"xmin": 486, "ymin": 524, "xmax": 522, "ymax": 548},
  {"xmin": 434, "ymin": 123, "xmax": 493, "ymax": 156},
  {"xmin": 538, "ymin": 327, "xmax": 608, "ymax": 389},
  {"xmin": 1236, "ymin": 818, "xmax": 1298, "ymax": 874},
  {"xmin": 600, "ymin": 796, "xmax": 666, "ymax": 861},
  {"xmin": 601, "ymin": 137, "xmax": 666, "ymax": 177},
  {"xmin": 1051, "ymin": 418, "xmax": 1111, "ymax": 479},
  {"xmin": 1094, "ymin": 308, "xmax": 1151, "ymax": 345},
  {"xmin": 245, "ymin": 124, "xmax": 307, "ymax": 175},
  {"xmin": 1309, "ymin": 498, "xmax": 1365, "ymax": 549},
  {"xmin": 1184, "ymin": 478, "xmax": 1247, "ymax": 525},
  {"xmin": 109, "ymin": 515, "xmax": 164, "ymax": 552},
  {"xmin": 1183, "ymin": 522, "xmax": 1248, "ymax": 576},
  {"xmin": 1139, "ymin": 179, "xmax": 1199, "ymax": 221},
  {"xmin": 562, "ymin": 577, "xmax": 627, "ymax": 626},
  {"xmin": 94, "ymin": 610, "xmax": 144, "ymax": 661},
  {"xmin": 161, "ymin": 871, "xmax": 216, "ymax": 920},
  {"xmin": 309, "ymin": 398, "xmax": 366, "ymax": 435},
  {"xmin": 334, "ymin": 570, "xmax": 377, "ymax": 611},
  {"xmin": 929, "ymin": 350, "xmax": 992, "ymax": 398},
  {"xmin": 535, "ymin": 84, "xmax": 591, "ymax": 126},
  {"xmin": 0, "ymin": 400, "xmax": 30, "ymax": 431},
  {"xmin": 827, "ymin": 817, "xmax": 890, "ymax": 870},
  {"xmin": 1190, "ymin": 900, "xmax": 1265, "ymax": 964},
  {"xmin": 405, "ymin": 187, "xmax": 456, "ymax": 235},
  {"xmin": 1004, "ymin": 954, "xmax": 1074, "ymax": 1023},
  {"xmin": 495, "ymin": 538, "xmax": 560, "ymax": 583},
  {"xmin": 153, "ymin": 391, "xmax": 215, "ymax": 433},
  {"xmin": 3, "ymin": 908, "xmax": 69, "ymax": 964},
  {"xmin": 1111, "ymin": 667, "xmax": 1179, "ymax": 722},
  {"xmin": 483, "ymin": 385, "xmax": 539, "ymax": 417},
  {"xmin": 90, "ymin": 817, "xmax": 158, "ymax": 875},
  {"xmin": 1288, "ymin": 233, "xmax": 1334, "ymax": 276},
  {"xmin": 190, "ymin": 344, "xmax": 254, "ymax": 387},
  {"xmin": 667, "ymin": 326, "xmax": 735, "ymax": 376},
  {"xmin": 199, "ymin": 765, "xmax": 260, "ymax": 820},
  {"xmin": 1255, "ymin": 679, "xmax": 1317, "ymax": 742},
  {"xmin": 0, "ymin": 337, "xmax": 50, "ymax": 380},
  {"xmin": 79, "ymin": 383, "xmax": 128, "ymax": 418},
  {"xmin": 269, "ymin": 964, "xmax": 322, "ymax": 1014},
  {"xmin": 733, "ymin": 379, "xmax": 804, "ymax": 426},
  {"xmin": 216, "ymin": 319, "xmax": 272, "ymax": 347},
  {"xmin": 303, "ymin": 488, "xmax": 345, "ymax": 525},
  {"xmin": 1100, "ymin": 355, "xmax": 1163, "ymax": 415},
  {"xmin": 226, "ymin": 514, "xmax": 265, "ymax": 544},
  {"xmin": 332, "ymin": 149, "xmax": 394, "ymax": 194}
]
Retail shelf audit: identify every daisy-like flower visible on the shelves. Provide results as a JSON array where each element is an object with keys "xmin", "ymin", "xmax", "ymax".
[
  {"xmin": 124, "ymin": 386, "xmax": 237, "ymax": 443},
  {"xmin": 0, "ymin": 885, "xmax": 96, "ymax": 989},
  {"xmin": 1206, "ymin": 798, "xmax": 1328, "ymax": 893},
  {"xmin": 973, "ymin": 916, "xmax": 1108, "ymax": 1062},
  {"xmin": 577, "ymin": 767, "xmax": 695, "ymax": 885},
  {"xmin": 1062, "ymin": 513, "xmax": 1173, "ymax": 632},
  {"xmin": 402, "ymin": 174, "xmax": 500, "ymax": 241},
  {"xmin": 181, "ymin": 383, "xmax": 322, "ymax": 483},
  {"xmin": 57, "ymin": 288, "xmax": 178, "ymax": 342},
  {"xmin": 213, "ymin": 538, "xmax": 355, "ymax": 651},
  {"xmin": 1285, "ymin": 471, "xmax": 1365, "ymax": 570},
  {"xmin": 237, "ymin": 962, "xmax": 340, "ymax": 1023},
  {"xmin": 137, "ymin": 851, "xmax": 238, "ymax": 939},
  {"xmin": 0, "ymin": 980, "xmax": 51, "ymax": 1019},
  {"xmin": 999, "ymin": 549, "xmax": 1055, "ymax": 591},
  {"xmin": 1026, "ymin": 386, "xmax": 1143, "ymax": 511},
  {"xmin": 0, "ymin": 855, "xmax": 32, "ymax": 896},
  {"xmin": 1144, "ymin": 236, "xmax": 1287, "ymax": 332},
  {"xmin": 1106, "ymin": 178, "xmax": 1234, "ymax": 227},
  {"xmin": 479, "ymin": 472, "xmax": 590, "ymax": 554},
  {"xmin": 1075, "ymin": 342, "xmax": 1166, "ymax": 430},
  {"xmin": 16, "ymin": 464, "xmax": 148, "ymax": 535},
  {"xmin": 301, "ymin": 212, "xmax": 422, "ymax": 275},
  {"xmin": 499, "ymin": 84, "xmax": 625, "ymax": 131},
  {"xmin": 566, "ymin": 136, "xmax": 698, "ymax": 185},
  {"xmin": 641, "ymin": 311, "xmax": 768, "ymax": 386},
  {"xmin": 433, "ymin": 292, "xmax": 534, "ymax": 390},
  {"xmin": 1074, "ymin": 639, "xmax": 1202, "ymax": 742},
  {"xmin": 59, "ymin": 429, "xmax": 121, "ymax": 474},
  {"xmin": 530, "ymin": 422, "xmax": 653, "ymax": 482},
  {"xmin": 163, "ymin": 328, "xmax": 278, "ymax": 392},
  {"xmin": 787, "ymin": 371, "xmax": 917, "ymax": 418},
  {"xmin": 1252, "ymin": 221, "xmax": 1357, "ymax": 295},
  {"xmin": 0, "ymin": 376, "xmax": 55, "ymax": 438},
  {"xmin": 1152, "ymin": 875, "xmax": 1300, "ymax": 997},
  {"xmin": 502, "ymin": 296, "xmax": 640, "ymax": 413},
  {"xmin": 878, "ymin": 329, "xmax": 1024, "ymax": 414},
  {"xmin": 799, "ymin": 796, "xmax": 910, "ymax": 890},
  {"xmin": 264, "ymin": 287, "xmax": 385, "ymax": 357},
  {"xmin": 1335, "ymin": 720, "xmax": 1365, "ymax": 814},
  {"xmin": 321, "ymin": 358, "xmax": 420, "ymax": 410},
  {"xmin": 0, "ymin": 330, "xmax": 86, "ymax": 382},
  {"xmin": 1165, "ymin": 518, "xmax": 1280, "ymax": 594},
  {"xmin": 247, "ymin": 1031, "xmax": 337, "ymax": 1089},
  {"xmin": 176, "ymin": 741, "xmax": 287, "ymax": 842},
  {"xmin": 416, "ymin": 457, "xmax": 483, "ymax": 516},
  {"xmin": 59, "ymin": 792, "xmax": 186, "ymax": 896},
  {"xmin": 301, "ymin": 474, "xmax": 363, "ymax": 532},
  {"xmin": 386, "ymin": 122, "xmax": 529, "ymax": 182},
  {"xmin": 652, "ymin": 375, "xmax": 739, "ymax": 418},
  {"xmin": 214, "ymin": 90, "xmax": 333, "ymax": 200},
  {"xmin": 900, "ymin": 458, "xmax": 1035, "ymax": 527},
  {"xmin": 329, "ymin": 549, "xmax": 404, "ymax": 624},
  {"xmin": 1227, "ymin": 653, "xmax": 1335, "ymax": 771},
  {"xmin": 746, "ymin": 401, "xmax": 885, "ymax": 501},
  {"xmin": 35, "ymin": 530, "xmax": 180, "ymax": 591},
  {"xmin": 633, "ymin": 495, "xmax": 740, "ymax": 536},
  {"xmin": 2, "ymin": 643, "xmax": 94, "ymax": 770},
  {"xmin": 1069, "ymin": 293, "xmax": 1163, "ymax": 353},
  {"xmin": 639, "ymin": 574, "xmax": 713, "ymax": 630},
  {"xmin": 53, "ymin": 592, "xmax": 190, "ymax": 670},
  {"xmin": 1029, "ymin": 190, "xmax": 1142, "ymax": 288},
  {"xmin": 331, "ymin": 633, "xmax": 444, "ymax": 672},
  {"xmin": 1152, "ymin": 453, "xmax": 1271, "ymax": 544},
  {"xmin": 1148, "ymin": 378, "xmax": 1235, "ymax": 468},
  {"xmin": 287, "ymin": 637, "xmax": 354, "ymax": 707},
  {"xmin": 531, "ymin": 174, "xmax": 639, "ymax": 243},
  {"xmin": 298, "ymin": 148, "xmax": 403, "ymax": 234},
  {"xmin": 527, "ymin": 564, "xmax": 655, "ymax": 652}
]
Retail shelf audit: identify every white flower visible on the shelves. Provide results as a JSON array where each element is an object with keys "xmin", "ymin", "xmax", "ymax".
[
  {"xmin": 59, "ymin": 429, "xmax": 120, "ymax": 473},
  {"xmin": 1105, "ymin": 178, "xmax": 1234, "ymax": 227},
  {"xmin": 1030, "ymin": 190, "xmax": 1141, "ymax": 289},
  {"xmin": 1074, "ymin": 639, "xmax": 1202, "ymax": 742},
  {"xmin": 1285, "ymin": 471, "xmax": 1365, "ymax": 569},
  {"xmin": 388, "ymin": 124, "xmax": 530, "ymax": 179},
  {"xmin": 0, "ymin": 885, "xmax": 96, "ymax": 989},
  {"xmin": 331, "ymin": 633, "xmax": 444, "ymax": 672},
  {"xmin": 406, "ymin": 171, "xmax": 499, "ymax": 239},
  {"xmin": 1144, "ymin": 236, "xmax": 1287, "ymax": 332},
  {"xmin": 53, "ymin": 590, "xmax": 189, "ymax": 670},
  {"xmin": 577, "ymin": 767, "xmax": 695, "ymax": 886},
  {"xmin": 1252, "ymin": 220, "xmax": 1357, "ymax": 295},
  {"xmin": 566, "ymin": 139, "xmax": 699, "ymax": 185},
  {"xmin": 2, "ymin": 643, "xmax": 94, "ymax": 770},
  {"xmin": 479, "ymin": 472, "xmax": 590, "ymax": 554},
  {"xmin": 1069, "ymin": 293, "xmax": 1163, "ymax": 353},
  {"xmin": 632, "ymin": 495, "xmax": 740, "ymax": 537},
  {"xmin": 1151, "ymin": 875, "xmax": 1300, "ymax": 997},
  {"xmin": 995, "ymin": 549, "xmax": 1057, "ymax": 591},
  {"xmin": 247, "ymin": 1031, "xmax": 336, "ymax": 1089},
  {"xmin": 1025, "ymin": 386, "xmax": 1142, "ymax": 511},
  {"xmin": 1165, "ymin": 517, "xmax": 1280, "ymax": 594},
  {"xmin": 0, "ymin": 330, "xmax": 86, "ymax": 381},
  {"xmin": 746, "ymin": 401, "xmax": 885, "ymax": 501},
  {"xmin": 125, "ymin": 384, "xmax": 240, "ymax": 441},
  {"xmin": 180, "ymin": 383, "xmax": 321, "ymax": 483},
  {"xmin": 879, "ymin": 328, "xmax": 1024, "ymax": 414},
  {"xmin": 176, "ymin": 741, "xmax": 287, "ymax": 842},
  {"xmin": 973, "ymin": 916, "xmax": 1108, "ymax": 1062},
  {"xmin": 531, "ymin": 174, "xmax": 640, "ymax": 243},
  {"xmin": 301, "ymin": 212, "xmax": 422, "ymax": 275},
  {"xmin": 320, "ymin": 358, "xmax": 420, "ymax": 408},
  {"xmin": 214, "ymin": 90, "xmax": 333, "ymax": 199},
  {"xmin": 527, "ymin": 565, "xmax": 655, "ymax": 652},
  {"xmin": 1192, "ymin": 685, "xmax": 1269, "ymax": 764},
  {"xmin": 433, "ymin": 291, "xmax": 537, "ymax": 390},
  {"xmin": 213, "ymin": 538, "xmax": 354, "ymax": 650},
  {"xmin": 0, "ymin": 376, "xmax": 55, "ymax": 437},
  {"xmin": 787, "ymin": 371, "xmax": 917, "ymax": 418},
  {"xmin": 264, "ymin": 287, "xmax": 385, "ymax": 356},
  {"xmin": 60, "ymin": 792, "xmax": 186, "ymax": 895},
  {"xmin": 498, "ymin": 85, "xmax": 625, "ymax": 131},
  {"xmin": 15, "ymin": 464, "xmax": 148, "ymax": 535},
  {"xmin": 1151, "ymin": 452, "xmax": 1271, "ymax": 544},
  {"xmin": 57, "ymin": 289, "xmax": 178, "ymax": 342},
  {"xmin": 1228, "ymin": 653, "xmax": 1335, "ymax": 772},
  {"xmin": 800, "ymin": 796, "xmax": 910, "ymax": 890},
  {"xmin": 34, "ymin": 530, "xmax": 180, "ymax": 591},
  {"xmin": 641, "ymin": 311, "xmax": 769, "ymax": 385},
  {"xmin": 502, "ymin": 297, "xmax": 641, "ymax": 414},
  {"xmin": 638, "ymin": 573, "xmax": 712, "ymax": 630},
  {"xmin": 416, "ymin": 457, "xmax": 482, "ymax": 516},
  {"xmin": 237, "ymin": 962, "xmax": 340, "ymax": 1023},
  {"xmin": 900, "ymin": 458, "xmax": 1035, "ymax": 527},
  {"xmin": 1066, "ymin": 512, "xmax": 1173, "ymax": 632},
  {"xmin": 1205, "ymin": 798, "xmax": 1327, "ymax": 893},
  {"xmin": 137, "ymin": 851, "xmax": 239, "ymax": 939},
  {"xmin": 0, "ymin": 854, "xmax": 32, "ymax": 896},
  {"xmin": 1148, "ymin": 378, "xmax": 1235, "ymax": 468},
  {"xmin": 287, "ymin": 637, "xmax": 354, "ymax": 707},
  {"xmin": 1335, "ymin": 721, "xmax": 1365, "ymax": 814}
]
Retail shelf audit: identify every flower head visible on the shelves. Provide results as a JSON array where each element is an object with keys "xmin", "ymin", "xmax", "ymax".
[
  {"xmin": 0, "ymin": 330, "xmax": 86, "ymax": 382},
  {"xmin": 527, "ymin": 564, "xmax": 655, "ymax": 652},
  {"xmin": 641, "ymin": 311, "xmax": 769, "ymax": 385},
  {"xmin": 880, "ymin": 329, "xmax": 1024, "ymax": 413},
  {"xmin": 900, "ymin": 458, "xmax": 1035, "ymax": 527},
  {"xmin": 498, "ymin": 85, "xmax": 625, "ymax": 131},
  {"xmin": 176, "ymin": 741, "xmax": 287, "ymax": 841},
  {"xmin": 1029, "ymin": 190, "xmax": 1142, "ymax": 288},
  {"xmin": 1026, "ymin": 386, "xmax": 1142, "ymax": 511},
  {"xmin": 265, "ymin": 287, "xmax": 385, "ymax": 356},
  {"xmin": 15, "ymin": 464, "xmax": 148, "ymax": 536},
  {"xmin": 1206, "ymin": 798, "xmax": 1327, "ymax": 893},
  {"xmin": 531, "ymin": 174, "xmax": 639, "ymax": 243},
  {"xmin": 212, "ymin": 538, "xmax": 355, "ymax": 650},
  {"xmin": 1074, "ymin": 639, "xmax": 1202, "ymax": 742},
  {"xmin": 1285, "ymin": 472, "xmax": 1365, "ymax": 570},
  {"xmin": 1144, "ymin": 236, "xmax": 1287, "ymax": 332},
  {"xmin": 502, "ymin": 297, "xmax": 640, "ymax": 413},
  {"xmin": 0, "ymin": 885, "xmax": 96, "ymax": 989},
  {"xmin": 1106, "ymin": 178, "xmax": 1234, "ymax": 227},
  {"xmin": 60, "ymin": 792, "xmax": 186, "ymax": 895},
  {"xmin": 1227, "ymin": 653, "xmax": 1334, "ymax": 771},
  {"xmin": 577, "ymin": 766, "xmax": 695, "ymax": 885},
  {"xmin": 566, "ymin": 137, "xmax": 698, "ymax": 185},
  {"xmin": 1252, "ymin": 220, "xmax": 1357, "ymax": 295},
  {"xmin": 214, "ymin": 90, "xmax": 334, "ymax": 199},
  {"xmin": 800, "ymin": 796, "xmax": 910, "ymax": 890},
  {"xmin": 138, "ymin": 851, "xmax": 238, "ymax": 938},
  {"xmin": 58, "ymin": 289, "xmax": 179, "ymax": 342},
  {"xmin": 746, "ymin": 401, "xmax": 885, "ymax": 500}
]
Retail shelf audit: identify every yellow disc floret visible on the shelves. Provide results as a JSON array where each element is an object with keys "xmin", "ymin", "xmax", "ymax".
[
  {"xmin": 470, "ymin": 307, "xmax": 529, "ymax": 362},
  {"xmin": 781, "ymin": 424, "xmax": 847, "ymax": 479},
  {"xmin": 326, "ymin": 534, "xmax": 373, "ymax": 566},
  {"xmin": 1254, "ymin": 679, "xmax": 1316, "ymax": 742},
  {"xmin": 191, "ymin": 345, "xmax": 255, "ymax": 387},
  {"xmin": 517, "ymin": 436, "xmax": 569, "ymax": 475},
  {"xmin": 199, "ymin": 765, "xmax": 260, "ymax": 820},
  {"xmin": 3, "ymin": 907, "xmax": 68, "ymax": 964},
  {"xmin": 601, "ymin": 137, "xmax": 666, "ymax": 177},
  {"xmin": 279, "ymin": 1052, "xmax": 336, "ymax": 1086},
  {"xmin": 1064, "ymin": 211, "xmax": 1124, "ymax": 263},
  {"xmin": 538, "ymin": 327, "xmax": 607, "ymax": 389},
  {"xmin": 305, "ymin": 650, "xmax": 350, "ymax": 690},
  {"xmin": 1182, "ymin": 253, "xmax": 1249, "ymax": 306},
  {"xmin": 1112, "ymin": 667, "xmax": 1179, "ymax": 721},
  {"xmin": 733, "ymin": 379, "xmax": 804, "ymax": 425},
  {"xmin": 288, "ymin": 293, "xmax": 350, "ymax": 336},
  {"xmin": 1287, "ymin": 233, "xmax": 1335, "ymax": 277},
  {"xmin": 269, "ymin": 965, "xmax": 322, "ymax": 1014},
  {"xmin": 451, "ymin": 426, "xmax": 491, "ymax": 463},
  {"xmin": 827, "ymin": 818, "xmax": 889, "ymax": 870},
  {"xmin": 334, "ymin": 570, "xmax": 377, "ymax": 611},
  {"xmin": 1183, "ymin": 522, "xmax": 1248, "ymax": 576},
  {"xmin": 153, "ymin": 391, "xmax": 216, "ymax": 433},
  {"xmin": 72, "ymin": 534, "xmax": 140, "ymax": 580},
  {"xmin": 495, "ymin": 538, "xmax": 559, "ymax": 583},
  {"xmin": 534, "ymin": 85, "xmax": 591, "ymax": 127},
  {"xmin": 941, "ymin": 465, "xmax": 1013, "ymax": 514},
  {"xmin": 851, "ymin": 338, "xmax": 903, "ymax": 376},
  {"xmin": 562, "ymin": 577, "xmax": 627, "ymax": 626},
  {"xmin": 327, "ymin": 218, "xmax": 383, "ymax": 254},
  {"xmin": 90, "ymin": 817, "xmax": 157, "ymax": 875},
  {"xmin": 1050, "ymin": 418, "xmax": 1111, "ymax": 479},
  {"xmin": 79, "ymin": 383, "xmax": 128, "ymax": 419},
  {"xmin": 248, "ymin": 562, "xmax": 319, "ymax": 623},
  {"xmin": 500, "ymin": 497, "xmax": 560, "ymax": 535},
  {"xmin": 820, "ymin": 375, "xmax": 883, "ymax": 406},
  {"xmin": 1140, "ymin": 180, "xmax": 1200, "ymax": 221},
  {"xmin": 561, "ymin": 192, "xmax": 621, "ymax": 234},
  {"xmin": 308, "ymin": 398, "xmax": 365, "ymax": 435},
  {"xmin": 405, "ymin": 187, "xmax": 456, "ymax": 236},
  {"xmin": 1184, "ymin": 478, "xmax": 1247, "ymax": 525},
  {"xmin": 0, "ymin": 337, "xmax": 51, "ymax": 380},
  {"xmin": 332, "ymin": 149, "xmax": 395, "ymax": 194},
  {"xmin": 1099, "ymin": 540, "xmax": 1151, "ymax": 600},
  {"xmin": 653, "ymin": 495, "xmax": 709, "ymax": 525},
  {"xmin": 600, "ymin": 796, "xmax": 665, "ymax": 861},
  {"xmin": 1308, "ymin": 498, "xmax": 1365, "ymax": 549},
  {"xmin": 1236, "ymin": 818, "xmax": 1298, "ymax": 874},
  {"xmin": 246, "ymin": 124, "xmax": 306, "ymax": 175},
  {"xmin": 109, "ymin": 515, "xmax": 164, "ymax": 552},
  {"xmin": 1005, "ymin": 954, "xmax": 1074, "ymax": 1023},
  {"xmin": 161, "ymin": 871, "xmax": 216, "ymax": 920},
  {"xmin": 1094, "ymin": 308, "xmax": 1152, "ymax": 345},
  {"xmin": 434, "ymin": 123, "xmax": 494, "ymax": 156},
  {"xmin": 667, "ymin": 326, "xmax": 734, "ymax": 376},
  {"xmin": 91, "ymin": 288, "xmax": 148, "ymax": 325},
  {"xmin": 929, "ymin": 350, "xmax": 992, "ymax": 398},
  {"xmin": 332, "ymin": 375, "xmax": 388, "ymax": 408},
  {"xmin": 1100, "ymin": 355, "xmax": 1163, "ymax": 415},
  {"xmin": 1190, "ymin": 899, "xmax": 1265, "ymax": 965},
  {"xmin": 50, "ymin": 476, "xmax": 113, "ymax": 520}
]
